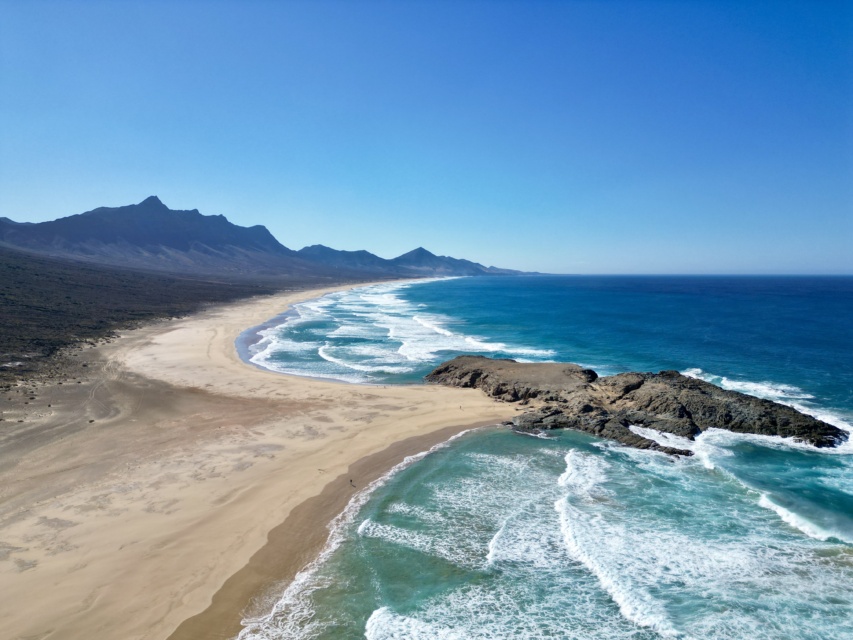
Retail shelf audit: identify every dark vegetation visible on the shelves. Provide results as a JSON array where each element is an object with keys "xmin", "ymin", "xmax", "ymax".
[{"xmin": 0, "ymin": 246, "xmax": 354, "ymax": 388}]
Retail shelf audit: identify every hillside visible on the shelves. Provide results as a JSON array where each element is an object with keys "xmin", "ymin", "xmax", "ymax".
[{"xmin": 0, "ymin": 197, "xmax": 527, "ymax": 278}]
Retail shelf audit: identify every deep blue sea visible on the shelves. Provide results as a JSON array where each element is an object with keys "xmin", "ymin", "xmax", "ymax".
[{"xmin": 241, "ymin": 276, "xmax": 853, "ymax": 640}]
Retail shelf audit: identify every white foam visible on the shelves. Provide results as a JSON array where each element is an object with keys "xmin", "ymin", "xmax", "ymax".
[
  {"xmin": 625, "ymin": 425, "xmax": 722, "ymax": 471},
  {"xmin": 466, "ymin": 451, "xmax": 532, "ymax": 474},
  {"xmin": 248, "ymin": 278, "xmax": 557, "ymax": 382},
  {"xmin": 699, "ymin": 427, "xmax": 852, "ymax": 456},
  {"xmin": 484, "ymin": 524, "xmax": 504, "ymax": 565},
  {"xmin": 356, "ymin": 517, "xmax": 372, "ymax": 537},
  {"xmin": 238, "ymin": 428, "xmax": 479, "ymax": 640},
  {"xmin": 682, "ymin": 368, "xmax": 815, "ymax": 400},
  {"xmin": 385, "ymin": 501, "xmax": 448, "ymax": 525},
  {"xmin": 250, "ymin": 336, "xmax": 321, "ymax": 359},
  {"xmin": 562, "ymin": 440, "xmax": 853, "ymax": 636},
  {"xmin": 517, "ymin": 429, "xmax": 557, "ymax": 440},
  {"xmin": 554, "ymin": 500, "xmax": 681, "ymax": 637},
  {"xmin": 557, "ymin": 449, "xmax": 610, "ymax": 491},
  {"xmin": 508, "ymin": 346, "xmax": 558, "ymax": 357},
  {"xmin": 788, "ymin": 402, "xmax": 853, "ymax": 453},
  {"xmin": 682, "ymin": 368, "xmax": 853, "ymax": 451},
  {"xmin": 328, "ymin": 323, "xmax": 385, "ymax": 338},
  {"xmin": 344, "ymin": 343, "xmax": 402, "ymax": 358},
  {"xmin": 555, "ymin": 451, "xmax": 683, "ymax": 637},
  {"xmin": 297, "ymin": 297, "xmax": 335, "ymax": 314},
  {"xmin": 627, "ymin": 426, "xmax": 853, "ymax": 543},
  {"xmin": 628, "ymin": 425, "xmax": 695, "ymax": 451},
  {"xmin": 413, "ymin": 314, "xmax": 454, "ymax": 336},
  {"xmin": 427, "ymin": 471, "xmax": 543, "ymax": 539},
  {"xmin": 683, "ymin": 429, "xmax": 853, "ymax": 542},
  {"xmin": 317, "ymin": 344, "xmax": 413, "ymax": 374},
  {"xmin": 358, "ymin": 518, "xmax": 477, "ymax": 567},
  {"xmin": 245, "ymin": 428, "xmax": 853, "ymax": 639},
  {"xmin": 364, "ymin": 578, "xmax": 640, "ymax": 640},
  {"xmin": 485, "ymin": 501, "xmax": 567, "ymax": 569},
  {"xmin": 365, "ymin": 607, "xmax": 466, "ymax": 640},
  {"xmin": 756, "ymin": 494, "xmax": 838, "ymax": 542},
  {"xmin": 462, "ymin": 336, "xmax": 504, "ymax": 351},
  {"xmin": 379, "ymin": 449, "xmax": 563, "ymax": 574}
]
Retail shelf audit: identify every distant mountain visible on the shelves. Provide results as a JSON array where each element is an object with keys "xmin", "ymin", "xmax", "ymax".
[
  {"xmin": 297, "ymin": 245, "xmax": 522, "ymax": 277},
  {"xmin": 297, "ymin": 245, "xmax": 397, "ymax": 273},
  {"xmin": 390, "ymin": 247, "xmax": 522, "ymax": 276},
  {"xmin": 0, "ymin": 197, "xmax": 527, "ymax": 279},
  {"xmin": 8, "ymin": 196, "xmax": 290, "ymax": 254}
]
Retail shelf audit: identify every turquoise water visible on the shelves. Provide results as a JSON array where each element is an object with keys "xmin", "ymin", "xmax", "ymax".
[{"xmin": 241, "ymin": 276, "xmax": 853, "ymax": 639}]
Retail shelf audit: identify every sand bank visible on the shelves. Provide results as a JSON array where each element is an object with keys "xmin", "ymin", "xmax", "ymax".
[{"xmin": 0, "ymin": 284, "xmax": 515, "ymax": 640}]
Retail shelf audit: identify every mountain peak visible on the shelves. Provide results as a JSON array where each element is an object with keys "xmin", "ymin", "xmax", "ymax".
[
  {"xmin": 139, "ymin": 195, "xmax": 167, "ymax": 209},
  {"xmin": 398, "ymin": 247, "xmax": 437, "ymax": 259},
  {"xmin": 0, "ymin": 198, "xmax": 526, "ymax": 278}
]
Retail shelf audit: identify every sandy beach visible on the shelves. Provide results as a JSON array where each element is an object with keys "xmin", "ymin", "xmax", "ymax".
[{"xmin": 0, "ymin": 284, "xmax": 515, "ymax": 640}]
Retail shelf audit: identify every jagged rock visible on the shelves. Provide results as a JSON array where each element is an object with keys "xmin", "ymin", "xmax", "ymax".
[
  {"xmin": 426, "ymin": 356, "xmax": 847, "ymax": 455},
  {"xmin": 427, "ymin": 357, "xmax": 597, "ymax": 405}
]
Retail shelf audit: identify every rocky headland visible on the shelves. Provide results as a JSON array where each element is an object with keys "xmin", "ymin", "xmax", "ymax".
[{"xmin": 426, "ymin": 356, "xmax": 847, "ymax": 455}]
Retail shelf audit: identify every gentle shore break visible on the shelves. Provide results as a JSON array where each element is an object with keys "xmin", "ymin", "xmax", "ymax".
[{"xmin": 0, "ymin": 283, "xmax": 515, "ymax": 640}]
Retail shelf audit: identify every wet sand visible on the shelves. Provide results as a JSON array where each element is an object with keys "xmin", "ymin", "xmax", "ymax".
[{"xmin": 0, "ymin": 284, "xmax": 514, "ymax": 640}]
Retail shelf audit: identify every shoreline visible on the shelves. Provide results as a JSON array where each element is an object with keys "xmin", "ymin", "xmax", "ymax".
[
  {"xmin": 0, "ymin": 281, "xmax": 515, "ymax": 640},
  {"xmin": 234, "ymin": 276, "xmax": 459, "ymax": 386},
  {"xmin": 168, "ymin": 421, "xmax": 497, "ymax": 640}
]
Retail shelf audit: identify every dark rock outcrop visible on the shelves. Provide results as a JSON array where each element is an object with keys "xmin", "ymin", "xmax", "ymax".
[{"xmin": 426, "ymin": 356, "xmax": 847, "ymax": 455}]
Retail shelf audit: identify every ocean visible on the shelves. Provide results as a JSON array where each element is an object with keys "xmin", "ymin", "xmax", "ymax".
[{"xmin": 240, "ymin": 276, "xmax": 853, "ymax": 639}]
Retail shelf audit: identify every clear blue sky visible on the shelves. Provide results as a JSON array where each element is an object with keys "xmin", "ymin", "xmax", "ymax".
[{"xmin": 1, "ymin": 0, "xmax": 850, "ymax": 274}]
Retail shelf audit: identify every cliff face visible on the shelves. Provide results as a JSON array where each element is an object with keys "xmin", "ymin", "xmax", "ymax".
[{"xmin": 426, "ymin": 356, "xmax": 847, "ymax": 455}]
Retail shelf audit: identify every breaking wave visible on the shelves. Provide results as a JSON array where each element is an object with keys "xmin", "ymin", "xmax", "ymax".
[{"xmin": 245, "ymin": 279, "xmax": 555, "ymax": 383}]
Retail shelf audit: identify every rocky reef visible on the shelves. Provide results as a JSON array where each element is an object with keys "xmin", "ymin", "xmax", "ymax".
[{"xmin": 426, "ymin": 356, "xmax": 847, "ymax": 456}]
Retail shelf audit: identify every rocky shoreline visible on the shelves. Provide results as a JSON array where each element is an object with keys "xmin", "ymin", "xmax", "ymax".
[{"xmin": 426, "ymin": 356, "xmax": 847, "ymax": 455}]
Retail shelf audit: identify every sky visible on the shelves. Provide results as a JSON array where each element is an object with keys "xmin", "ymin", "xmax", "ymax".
[{"xmin": 0, "ymin": 0, "xmax": 851, "ymax": 274}]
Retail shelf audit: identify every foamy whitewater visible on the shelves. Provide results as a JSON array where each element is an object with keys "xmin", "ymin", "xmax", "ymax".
[
  {"xmin": 246, "ymin": 279, "xmax": 555, "ymax": 384},
  {"xmin": 239, "ymin": 276, "xmax": 853, "ymax": 639}
]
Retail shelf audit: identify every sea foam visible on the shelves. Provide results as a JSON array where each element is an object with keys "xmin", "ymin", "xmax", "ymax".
[
  {"xmin": 237, "ymin": 428, "xmax": 481, "ymax": 640},
  {"xmin": 555, "ymin": 451, "xmax": 682, "ymax": 637},
  {"xmin": 237, "ymin": 277, "xmax": 853, "ymax": 638},
  {"xmin": 682, "ymin": 367, "xmax": 853, "ymax": 451},
  {"xmin": 629, "ymin": 425, "xmax": 853, "ymax": 543},
  {"xmin": 247, "ymin": 279, "xmax": 556, "ymax": 383}
]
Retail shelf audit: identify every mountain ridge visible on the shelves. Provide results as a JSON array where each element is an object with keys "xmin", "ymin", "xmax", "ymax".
[{"xmin": 0, "ymin": 197, "xmax": 527, "ymax": 279}]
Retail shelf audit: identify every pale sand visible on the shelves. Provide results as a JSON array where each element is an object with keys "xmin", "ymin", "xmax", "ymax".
[{"xmin": 0, "ymin": 284, "xmax": 515, "ymax": 640}]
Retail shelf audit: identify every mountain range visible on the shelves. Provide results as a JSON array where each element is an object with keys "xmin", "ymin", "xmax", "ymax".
[{"xmin": 0, "ymin": 197, "xmax": 523, "ymax": 279}]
